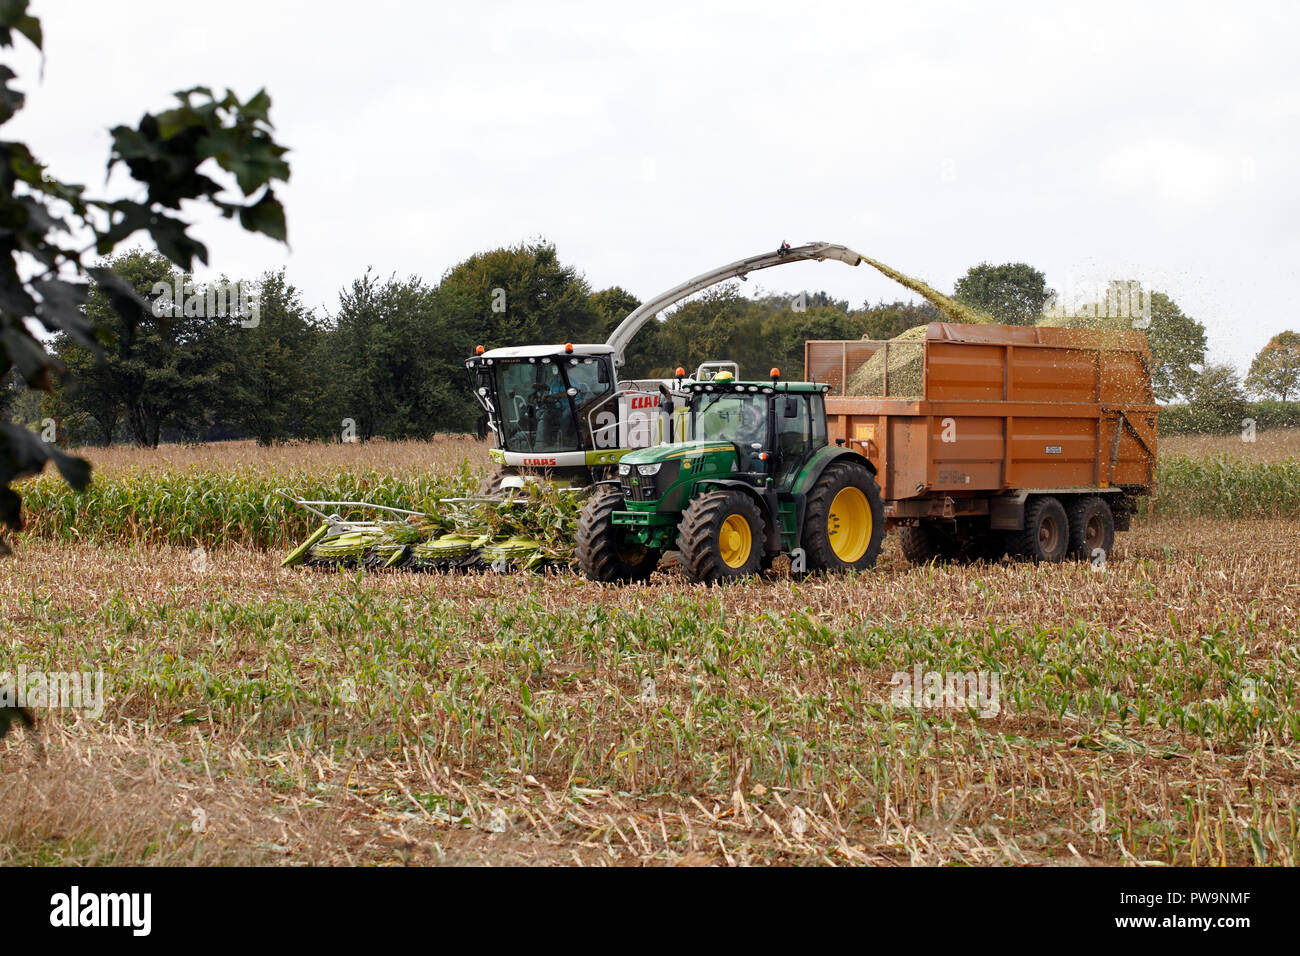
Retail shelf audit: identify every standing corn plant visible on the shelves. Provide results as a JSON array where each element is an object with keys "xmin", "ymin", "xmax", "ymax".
[{"xmin": 0, "ymin": 0, "xmax": 290, "ymax": 553}]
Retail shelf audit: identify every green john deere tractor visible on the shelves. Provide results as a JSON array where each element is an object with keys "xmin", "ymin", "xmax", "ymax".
[{"xmin": 576, "ymin": 371, "xmax": 885, "ymax": 584}]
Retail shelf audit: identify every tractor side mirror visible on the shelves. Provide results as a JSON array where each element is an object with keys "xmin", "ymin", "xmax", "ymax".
[{"xmin": 783, "ymin": 397, "xmax": 799, "ymax": 418}]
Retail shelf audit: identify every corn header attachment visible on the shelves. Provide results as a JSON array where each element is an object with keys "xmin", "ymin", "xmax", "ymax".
[{"xmin": 278, "ymin": 487, "xmax": 578, "ymax": 573}]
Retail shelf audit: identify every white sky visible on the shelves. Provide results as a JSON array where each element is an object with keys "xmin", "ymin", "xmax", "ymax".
[{"xmin": 8, "ymin": 0, "xmax": 1299, "ymax": 373}]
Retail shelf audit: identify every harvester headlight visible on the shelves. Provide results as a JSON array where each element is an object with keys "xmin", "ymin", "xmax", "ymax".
[
  {"xmin": 618, "ymin": 464, "xmax": 632, "ymax": 476},
  {"xmin": 636, "ymin": 463, "xmax": 662, "ymax": 477}
]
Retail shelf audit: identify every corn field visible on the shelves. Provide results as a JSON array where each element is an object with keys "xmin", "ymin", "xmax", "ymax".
[{"xmin": 14, "ymin": 449, "xmax": 1300, "ymax": 553}]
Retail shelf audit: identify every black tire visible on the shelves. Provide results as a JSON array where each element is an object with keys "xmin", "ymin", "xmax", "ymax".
[
  {"xmin": 1007, "ymin": 496, "xmax": 1069, "ymax": 562},
  {"xmin": 967, "ymin": 532, "xmax": 1008, "ymax": 563},
  {"xmin": 1066, "ymin": 495, "xmax": 1115, "ymax": 562},
  {"xmin": 576, "ymin": 488, "xmax": 661, "ymax": 582},
  {"xmin": 476, "ymin": 469, "xmax": 511, "ymax": 496},
  {"xmin": 897, "ymin": 523, "xmax": 962, "ymax": 565},
  {"xmin": 802, "ymin": 461, "xmax": 885, "ymax": 572},
  {"xmin": 678, "ymin": 490, "xmax": 764, "ymax": 584}
]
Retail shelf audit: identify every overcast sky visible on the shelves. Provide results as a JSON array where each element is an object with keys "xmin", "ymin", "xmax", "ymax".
[{"xmin": 8, "ymin": 0, "xmax": 1298, "ymax": 372}]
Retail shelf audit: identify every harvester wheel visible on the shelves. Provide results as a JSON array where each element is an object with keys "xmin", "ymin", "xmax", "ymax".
[
  {"xmin": 1008, "ymin": 496, "xmax": 1069, "ymax": 562},
  {"xmin": 803, "ymin": 462, "xmax": 885, "ymax": 572},
  {"xmin": 576, "ymin": 488, "xmax": 661, "ymax": 582},
  {"xmin": 1066, "ymin": 495, "xmax": 1115, "ymax": 562},
  {"xmin": 678, "ymin": 490, "xmax": 764, "ymax": 584},
  {"xmin": 476, "ymin": 469, "xmax": 514, "ymax": 497}
]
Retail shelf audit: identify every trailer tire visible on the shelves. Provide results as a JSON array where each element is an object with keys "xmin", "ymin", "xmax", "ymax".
[
  {"xmin": 1067, "ymin": 495, "xmax": 1115, "ymax": 562},
  {"xmin": 897, "ymin": 524, "xmax": 961, "ymax": 564},
  {"xmin": 967, "ymin": 532, "xmax": 1008, "ymax": 563},
  {"xmin": 678, "ymin": 490, "xmax": 764, "ymax": 584},
  {"xmin": 576, "ymin": 488, "xmax": 661, "ymax": 582},
  {"xmin": 803, "ymin": 461, "xmax": 885, "ymax": 572},
  {"xmin": 1007, "ymin": 496, "xmax": 1069, "ymax": 562}
]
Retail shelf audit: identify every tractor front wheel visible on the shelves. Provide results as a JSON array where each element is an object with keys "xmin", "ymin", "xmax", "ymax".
[
  {"xmin": 678, "ymin": 490, "xmax": 765, "ymax": 584},
  {"xmin": 576, "ymin": 488, "xmax": 661, "ymax": 582},
  {"xmin": 803, "ymin": 461, "xmax": 885, "ymax": 572}
]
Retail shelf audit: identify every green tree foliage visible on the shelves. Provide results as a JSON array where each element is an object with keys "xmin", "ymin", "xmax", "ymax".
[
  {"xmin": 622, "ymin": 289, "xmax": 942, "ymax": 381},
  {"xmin": 623, "ymin": 285, "xmax": 767, "ymax": 378},
  {"xmin": 221, "ymin": 270, "xmax": 326, "ymax": 444},
  {"xmin": 440, "ymin": 240, "xmax": 604, "ymax": 351},
  {"xmin": 54, "ymin": 250, "xmax": 233, "ymax": 447},
  {"xmin": 0, "ymin": 2, "xmax": 289, "ymax": 548},
  {"xmin": 331, "ymin": 272, "xmax": 444, "ymax": 441},
  {"xmin": 857, "ymin": 299, "xmax": 941, "ymax": 339},
  {"xmin": 953, "ymin": 262, "xmax": 1053, "ymax": 326},
  {"xmin": 1246, "ymin": 330, "xmax": 1300, "ymax": 401},
  {"xmin": 1146, "ymin": 292, "xmax": 1209, "ymax": 402},
  {"xmin": 1186, "ymin": 362, "xmax": 1250, "ymax": 434},
  {"xmin": 589, "ymin": 286, "xmax": 641, "ymax": 339}
]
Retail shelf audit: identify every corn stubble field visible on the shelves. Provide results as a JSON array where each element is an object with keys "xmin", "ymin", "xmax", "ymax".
[{"xmin": 2, "ymin": 434, "xmax": 1299, "ymax": 866}]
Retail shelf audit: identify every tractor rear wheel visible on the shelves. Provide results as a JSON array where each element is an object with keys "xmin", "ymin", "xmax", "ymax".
[
  {"xmin": 678, "ymin": 490, "xmax": 764, "ymax": 584},
  {"xmin": 576, "ymin": 488, "xmax": 661, "ymax": 582},
  {"xmin": 803, "ymin": 461, "xmax": 885, "ymax": 572},
  {"xmin": 1008, "ymin": 496, "xmax": 1069, "ymax": 562},
  {"xmin": 1067, "ymin": 495, "xmax": 1115, "ymax": 562}
]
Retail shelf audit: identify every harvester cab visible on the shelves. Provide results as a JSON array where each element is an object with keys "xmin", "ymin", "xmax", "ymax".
[
  {"xmin": 576, "ymin": 372, "xmax": 887, "ymax": 584},
  {"xmin": 465, "ymin": 241, "xmax": 867, "ymax": 489},
  {"xmin": 466, "ymin": 342, "xmax": 675, "ymax": 489}
]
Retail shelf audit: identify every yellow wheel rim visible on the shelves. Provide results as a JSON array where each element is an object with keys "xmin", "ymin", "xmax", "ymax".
[
  {"xmin": 828, "ymin": 487, "xmax": 871, "ymax": 562},
  {"xmin": 718, "ymin": 514, "xmax": 752, "ymax": 569}
]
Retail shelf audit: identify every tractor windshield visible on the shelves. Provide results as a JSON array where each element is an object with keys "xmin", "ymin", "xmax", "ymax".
[{"xmin": 691, "ymin": 391, "xmax": 768, "ymax": 447}]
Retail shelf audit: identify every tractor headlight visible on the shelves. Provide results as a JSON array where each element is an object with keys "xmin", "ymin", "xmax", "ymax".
[
  {"xmin": 636, "ymin": 463, "xmax": 662, "ymax": 476},
  {"xmin": 618, "ymin": 464, "xmax": 631, "ymax": 476}
]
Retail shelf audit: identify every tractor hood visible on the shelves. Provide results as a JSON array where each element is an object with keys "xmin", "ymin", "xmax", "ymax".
[{"xmin": 620, "ymin": 441, "xmax": 736, "ymax": 466}]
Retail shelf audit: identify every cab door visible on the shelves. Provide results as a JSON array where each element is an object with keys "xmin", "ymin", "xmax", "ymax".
[{"xmin": 773, "ymin": 394, "xmax": 822, "ymax": 490}]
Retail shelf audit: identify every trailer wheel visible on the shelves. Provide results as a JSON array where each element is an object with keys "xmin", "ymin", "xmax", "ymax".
[
  {"xmin": 576, "ymin": 488, "xmax": 661, "ymax": 582},
  {"xmin": 1067, "ymin": 495, "xmax": 1115, "ymax": 562},
  {"xmin": 897, "ymin": 523, "xmax": 962, "ymax": 564},
  {"xmin": 967, "ymin": 532, "xmax": 1008, "ymax": 563},
  {"xmin": 678, "ymin": 490, "xmax": 764, "ymax": 584},
  {"xmin": 1008, "ymin": 496, "xmax": 1069, "ymax": 562},
  {"xmin": 803, "ymin": 461, "xmax": 885, "ymax": 572}
]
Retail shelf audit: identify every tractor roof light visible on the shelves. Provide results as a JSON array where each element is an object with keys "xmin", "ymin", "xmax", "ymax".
[
  {"xmin": 565, "ymin": 343, "xmax": 574, "ymax": 353},
  {"xmin": 675, "ymin": 366, "xmax": 686, "ymax": 378},
  {"xmin": 475, "ymin": 345, "xmax": 485, "ymax": 355},
  {"xmin": 770, "ymin": 367, "xmax": 781, "ymax": 381}
]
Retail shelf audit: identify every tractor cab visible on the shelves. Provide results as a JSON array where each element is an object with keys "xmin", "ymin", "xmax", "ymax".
[{"xmin": 680, "ymin": 373, "xmax": 828, "ymax": 482}]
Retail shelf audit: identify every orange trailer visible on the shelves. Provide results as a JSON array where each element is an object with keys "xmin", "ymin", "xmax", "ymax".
[{"xmin": 805, "ymin": 323, "xmax": 1158, "ymax": 562}]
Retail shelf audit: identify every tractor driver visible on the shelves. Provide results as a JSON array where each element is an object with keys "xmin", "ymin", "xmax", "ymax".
[{"xmin": 534, "ymin": 363, "xmax": 567, "ymax": 447}]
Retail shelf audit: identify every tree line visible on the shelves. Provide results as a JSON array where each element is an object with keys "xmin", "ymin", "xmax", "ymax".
[{"xmin": 2, "ymin": 246, "xmax": 1297, "ymax": 447}]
